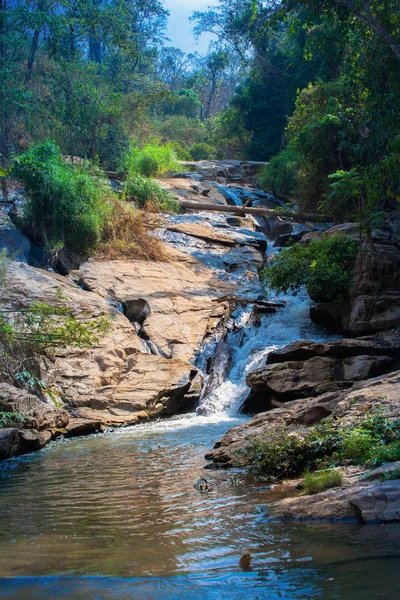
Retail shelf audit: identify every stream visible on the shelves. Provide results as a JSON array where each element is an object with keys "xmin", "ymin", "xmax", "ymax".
[{"xmin": 1, "ymin": 175, "xmax": 400, "ymax": 599}]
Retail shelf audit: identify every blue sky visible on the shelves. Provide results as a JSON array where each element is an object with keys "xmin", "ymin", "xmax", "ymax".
[{"xmin": 164, "ymin": 0, "xmax": 217, "ymax": 54}]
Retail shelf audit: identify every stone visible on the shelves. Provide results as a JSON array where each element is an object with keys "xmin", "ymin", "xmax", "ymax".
[
  {"xmin": 0, "ymin": 428, "xmax": 20, "ymax": 460},
  {"xmin": 205, "ymin": 370, "xmax": 400, "ymax": 467},
  {"xmin": 246, "ymin": 355, "xmax": 398, "ymax": 404},
  {"xmin": 0, "ymin": 383, "xmax": 69, "ymax": 431},
  {"xmin": 0, "ymin": 226, "xmax": 31, "ymax": 263},
  {"xmin": 269, "ymin": 481, "xmax": 400, "ymax": 524}
]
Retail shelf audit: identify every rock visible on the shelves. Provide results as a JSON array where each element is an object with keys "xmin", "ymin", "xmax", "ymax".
[
  {"xmin": 298, "ymin": 230, "xmax": 325, "ymax": 245},
  {"xmin": 269, "ymin": 481, "xmax": 400, "ymax": 524},
  {"xmin": 266, "ymin": 331, "xmax": 400, "ymax": 363},
  {"xmin": 0, "ymin": 226, "xmax": 31, "ymax": 263},
  {"xmin": 0, "ymin": 383, "xmax": 69, "ymax": 431},
  {"xmin": 347, "ymin": 240, "xmax": 400, "ymax": 335},
  {"xmin": 310, "ymin": 303, "xmax": 347, "ymax": 332},
  {"xmin": 262, "ymin": 216, "xmax": 293, "ymax": 241},
  {"xmin": 206, "ymin": 370, "xmax": 400, "ymax": 467},
  {"xmin": 0, "ymin": 429, "xmax": 20, "ymax": 460},
  {"xmin": 166, "ymin": 223, "xmax": 239, "ymax": 246},
  {"xmin": 63, "ymin": 419, "xmax": 104, "ymax": 438},
  {"xmin": 317, "ymin": 216, "xmax": 400, "ymax": 335},
  {"xmin": 246, "ymin": 354, "xmax": 398, "ymax": 405}
]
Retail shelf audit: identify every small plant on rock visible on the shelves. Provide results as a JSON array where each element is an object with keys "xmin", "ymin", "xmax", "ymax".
[{"xmin": 302, "ymin": 469, "xmax": 343, "ymax": 495}]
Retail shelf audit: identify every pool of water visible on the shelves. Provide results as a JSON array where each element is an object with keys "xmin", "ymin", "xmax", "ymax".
[{"xmin": 1, "ymin": 414, "xmax": 400, "ymax": 599}]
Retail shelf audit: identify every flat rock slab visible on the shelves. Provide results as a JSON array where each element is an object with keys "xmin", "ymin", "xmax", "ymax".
[{"xmin": 269, "ymin": 481, "xmax": 400, "ymax": 524}]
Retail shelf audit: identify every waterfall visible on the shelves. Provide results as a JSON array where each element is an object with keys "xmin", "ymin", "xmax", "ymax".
[{"xmin": 197, "ymin": 289, "xmax": 334, "ymax": 417}]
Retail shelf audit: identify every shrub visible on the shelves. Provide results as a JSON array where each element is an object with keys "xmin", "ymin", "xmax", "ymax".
[
  {"xmin": 155, "ymin": 116, "xmax": 209, "ymax": 148},
  {"xmin": 97, "ymin": 201, "xmax": 165, "ymax": 261},
  {"xmin": 12, "ymin": 142, "xmax": 112, "ymax": 255},
  {"xmin": 123, "ymin": 142, "xmax": 180, "ymax": 177},
  {"xmin": 369, "ymin": 442, "xmax": 400, "ymax": 467},
  {"xmin": 244, "ymin": 411, "xmax": 400, "ymax": 482},
  {"xmin": 263, "ymin": 234, "xmax": 359, "ymax": 303},
  {"xmin": 259, "ymin": 149, "xmax": 300, "ymax": 199},
  {"xmin": 123, "ymin": 175, "xmax": 180, "ymax": 213},
  {"xmin": 302, "ymin": 469, "xmax": 343, "ymax": 495},
  {"xmin": 167, "ymin": 142, "xmax": 192, "ymax": 161},
  {"xmin": 189, "ymin": 143, "xmax": 216, "ymax": 161}
]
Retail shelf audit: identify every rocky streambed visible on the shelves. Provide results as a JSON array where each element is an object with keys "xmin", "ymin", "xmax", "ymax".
[{"xmin": 1, "ymin": 159, "xmax": 400, "ymax": 529}]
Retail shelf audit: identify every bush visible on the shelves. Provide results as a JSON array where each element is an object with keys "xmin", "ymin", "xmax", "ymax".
[
  {"xmin": 97, "ymin": 201, "xmax": 165, "ymax": 261},
  {"xmin": 303, "ymin": 469, "xmax": 343, "ymax": 495},
  {"xmin": 189, "ymin": 143, "xmax": 216, "ymax": 161},
  {"xmin": 167, "ymin": 142, "xmax": 192, "ymax": 161},
  {"xmin": 263, "ymin": 234, "xmax": 359, "ymax": 303},
  {"xmin": 123, "ymin": 175, "xmax": 180, "ymax": 213},
  {"xmin": 244, "ymin": 410, "xmax": 400, "ymax": 482},
  {"xmin": 155, "ymin": 116, "xmax": 210, "ymax": 148},
  {"xmin": 259, "ymin": 149, "xmax": 300, "ymax": 199},
  {"xmin": 12, "ymin": 142, "xmax": 112, "ymax": 255},
  {"xmin": 123, "ymin": 142, "xmax": 180, "ymax": 177},
  {"xmin": 369, "ymin": 442, "xmax": 400, "ymax": 467}
]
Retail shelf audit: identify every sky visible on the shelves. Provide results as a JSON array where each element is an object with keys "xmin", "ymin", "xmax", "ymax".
[{"xmin": 164, "ymin": 0, "xmax": 217, "ymax": 54}]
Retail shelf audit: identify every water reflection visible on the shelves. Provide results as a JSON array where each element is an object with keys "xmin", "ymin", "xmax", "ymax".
[{"xmin": 0, "ymin": 416, "xmax": 400, "ymax": 599}]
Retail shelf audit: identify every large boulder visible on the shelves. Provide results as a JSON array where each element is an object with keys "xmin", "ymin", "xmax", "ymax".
[
  {"xmin": 269, "ymin": 480, "xmax": 400, "ymax": 524},
  {"xmin": 245, "ymin": 331, "xmax": 400, "ymax": 408},
  {"xmin": 206, "ymin": 369, "xmax": 400, "ymax": 467},
  {"xmin": 312, "ymin": 216, "xmax": 400, "ymax": 335}
]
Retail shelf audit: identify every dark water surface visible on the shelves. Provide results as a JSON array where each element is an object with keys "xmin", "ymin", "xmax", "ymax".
[{"xmin": 0, "ymin": 415, "xmax": 399, "ymax": 599}]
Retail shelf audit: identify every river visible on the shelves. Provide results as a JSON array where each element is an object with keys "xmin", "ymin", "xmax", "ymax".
[
  {"xmin": 1, "ymin": 413, "xmax": 400, "ymax": 599},
  {"xmin": 1, "ymin": 174, "xmax": 400, "ymax": 598}
]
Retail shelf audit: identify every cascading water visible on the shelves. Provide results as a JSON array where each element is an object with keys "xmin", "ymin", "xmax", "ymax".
[
  {"xmin": 1, "ymin": 175, "xmax": 399, "ymax": 600},
  {"xmin": 197, "ymin": 290, "xmax": 334, "ymax": 417},
  {"xmin": 163, "ymin": 185, "xmax": 335, "ymax": 419}
]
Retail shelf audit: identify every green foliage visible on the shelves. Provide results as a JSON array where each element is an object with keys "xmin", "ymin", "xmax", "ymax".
[
  {"xmin": 0, "ymin": 412, "xmax": 25, "ymax": 428},
  {"xmin": 302, "ymin": 469, "xmax": 343, "ymax": 495},
  {"xmin": 259, "ymin": 149, "xmax": 300, "ymax": 199},
  {"xmin": 123, "ymin": 175, "xmax": 180, "ymax": 214},
  {"xmin": 263, "ymin": 235, "xmax": 359, "ymax": 303},
  {"xmin": 12, "ymin": 142, "xmax": 112, "ymax": 254},
  {"xmin": 154, "ymin": 116, "xmax": 211, "ymax": 149},
  {"xmin": 189, "ymin": 143, "xmax": 216, "ymax": 161},
  {"xmin": 245, "ymin": 410, "xmax": 400, "ymax": 482},
  {"xmin": 123, "ymin": 142, "xmax": 180, "ymax": 178},
  {"xmin": 161, "ymin": 89, "xmax": 202, "ymax": 119},
  {"xmin": 0, "ymin": 300, "xmax": 111, "ymax": 350},
  {"xmin": 369, "ymin": 443, "xmax": 400, "ymax": 467}
]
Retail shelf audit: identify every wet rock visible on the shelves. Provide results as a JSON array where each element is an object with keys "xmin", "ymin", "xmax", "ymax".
[
  {"xmin": 63, "ymin": 419, "xmax": 104, "ymax": 438},
  {"xmin": 0, "ymin": 429, "xmax": 20, "ymax": 460}
]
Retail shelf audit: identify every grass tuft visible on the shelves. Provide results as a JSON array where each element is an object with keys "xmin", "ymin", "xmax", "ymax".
[
  {"xmin": 97, "ymin": 201, "xmax": 166, "ymax": 261},
  {"xmin": 302, "ymin": 469, "xmax": 343, "ymax": 495}
]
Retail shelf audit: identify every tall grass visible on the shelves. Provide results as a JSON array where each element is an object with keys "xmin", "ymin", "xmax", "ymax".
[
  {"xmin": 123, "ymin": 174, "xmax": 180, "ymax": 214},
  {"xmin": 98, "ymin": 201, "xmax": 165, "ymax": 261},
  {"xmin": 123, "ymin": 142, "xmax": 180, "ymax": 177},
  {"xmin": 12, "ymin": 142, "xmax": 112, "ymax": 255}
]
